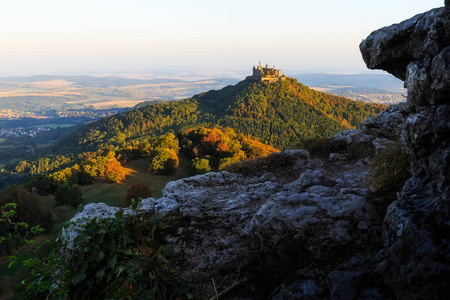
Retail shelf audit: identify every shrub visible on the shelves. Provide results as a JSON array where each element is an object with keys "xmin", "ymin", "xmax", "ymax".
[
  {"xmin": 17, "ymin": 206, "xmax": 195, "ymax": 299},
  {"xmin": 54, "ymin": 184, "xmax": 84, "ymax": 208},
  {"xmin": 125, "ymin": 183, "xmax": 152, "ymax": 206},
  {"xmin": 0, "ymin": 186, "xmax": 52, "ymax": 231},
  {"xmin": 0, "ymin": 187, "xmax": 52, "ymax": 253}
]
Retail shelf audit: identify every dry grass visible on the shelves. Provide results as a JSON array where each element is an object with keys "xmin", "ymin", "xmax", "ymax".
[
  {"xmin": 225, "ymin": 151, "xmax": 305, "ymax": 182},
  {"xmin": 368, "ymin": 142, "xmax": 411, "ymax": 192}
]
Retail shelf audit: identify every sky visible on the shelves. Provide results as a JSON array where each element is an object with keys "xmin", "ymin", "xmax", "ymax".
[{"xmin": 0, "ymin": 0, "xmax": 445, "ymax": 77}]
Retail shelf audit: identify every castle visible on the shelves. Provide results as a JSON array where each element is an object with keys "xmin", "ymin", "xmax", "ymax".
[{"xmin": 247, "ymin": 61, "xmax": 285, "ymax": 83}]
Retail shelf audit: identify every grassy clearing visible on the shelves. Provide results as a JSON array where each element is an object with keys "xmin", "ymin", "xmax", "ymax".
[
  {"xmin": 81, "ymin": 157, "xmax": 190, "ymax": 207},
  {"xmin": 0, "ymin": 158, "xmax": 23, "ymax": 170}
]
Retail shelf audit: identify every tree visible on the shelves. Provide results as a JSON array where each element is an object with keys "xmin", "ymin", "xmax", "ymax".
[
  {"xmin": 125, "ymin": 183, "xmax": 152, "ymax": 206},
  {"xmin": 54, "ymin": 184, "xmax": 84, "ymax": 208},
  {"xmin": 189, "ymin": 158, "xmax": 211, "ymax": 175},
  {"xmin": 104, "ymin": 157, "xmax": 126, "ymax": 183},
  {"xmin": 153, "ymin": 132, "xmax": 180, "ymax": 154},
  {"xmin": 23, "ymin": 175, "xmax": 56, "ymax": 196},
  {"xmin": 149, "ymin": 148, "xmax": 179, "ymax": 175},
  {"xmin": 0, "ymin": 186, "xmax": 52, "ymax": 251}
]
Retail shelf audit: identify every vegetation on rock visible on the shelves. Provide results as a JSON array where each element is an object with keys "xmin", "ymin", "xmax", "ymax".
[{"xmin": 60, "ymin": 77, "xmax": 386, "ymax": 151}]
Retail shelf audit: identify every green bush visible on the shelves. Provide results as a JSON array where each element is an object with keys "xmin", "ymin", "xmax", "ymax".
[
  {"xmin": 54, "ymin": 184, "xmax": 84, "ymax": 208},
  {"xmin": 17, "ymin": 204, "xmax": 195, "ymax": 299}
]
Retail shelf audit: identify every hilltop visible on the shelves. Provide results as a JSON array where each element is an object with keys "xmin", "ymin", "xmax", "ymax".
[{"xmin": 61, "ymin": 76, "xmax": 386, "ymax": 151}]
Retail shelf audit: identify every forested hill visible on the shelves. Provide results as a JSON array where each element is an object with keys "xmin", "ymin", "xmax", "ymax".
[{"xmin": 61, "ymin": 77, "xmax": 386, "ymax": 151}]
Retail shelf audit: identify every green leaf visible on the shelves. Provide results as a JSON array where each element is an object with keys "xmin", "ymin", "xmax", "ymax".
[
  {"xmin": 114, "ymin": 209, "xmax": 124, "ymax": 220},
  {"xmin": 4, "ymin": 203, "xmax": 17, "ymax": 210},
  {"xmin": 71, "ymin": 273, "xmax": 87, "ymax": 286},
  {"xmin": 8, "ymin": 260, "xmax": 16, "ymax": 269},
  {"xmin": 107, "ymin": 255, "xmax": 117, "ymax": 269},
  {"xmin": 106, "ymin": 240, "xmax": 117, "ymax": 252},
  {"xmin": 163, "ymin": 244, "xmax": 174, "ymax": 257},
  {"xmin": 119, "ymin": 247, "xmax": 132, "ymax": 256},
  {"xmin": 74, "ymin": 232, "xmax": 89, "ymax": 245},
  {"xmin": 16, "ymin": 222, "xmax": 29, "ymax": 229},
  {"xmin": 95, "ymin": 251, "xmax": 105, "ymax": 262},
  {"xmin": 105, "ymin": 272, "xmax": 112, "ymax": 283},
  {"xmin": 95, "ymin": 268, "xmax": 105, "ymax": 279},
  {"xmin": 115, "ymin": 265, "xmax": 125, "ymax": 277},
  {"xmin": 186, "ymin": 293, "xmax": 194, "ymax": 299}
]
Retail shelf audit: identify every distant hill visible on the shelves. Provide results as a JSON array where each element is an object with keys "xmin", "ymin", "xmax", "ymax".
[
  {"xmin": 0, "ymin": 75, "xmax": 185, "ymax": 87},
  {"xmin": 0, "ymin": 75, "xmax": 240, "ymax": 117},
  {"xmin": 292, "ymin": 73, "xmax": 405, "ymax": 104},
  {"xmin": 61, "ymin": 77, "xmax": 386, "ymax": 151},
  {"xmin": 293, "ymin": 73, "xmax": 403, "ymax": 90}
]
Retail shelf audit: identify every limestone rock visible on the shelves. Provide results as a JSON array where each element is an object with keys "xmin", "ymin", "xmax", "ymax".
[
  {"xmin": 362, "ymin": 102, "xmax": 407, "ymax": 139},
  {"xmin": 329, "ymin": 129, "xmax": 375, "ymax": 151},
  {"xmin": 62, "ymin": 148, "xmax": 385, "ymax": 297},
  {"xmin": 360, "ymin": 2, "xmax": 450, "ymax": 299},
  {"xmin": 360, "ymin": 6, "xmax": 449, "ymax": 81}
]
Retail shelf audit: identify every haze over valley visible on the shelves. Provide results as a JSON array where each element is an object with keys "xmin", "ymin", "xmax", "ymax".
[{"xmin": 0, "ymin": 0, "xmax": 447, "ymax": 299}]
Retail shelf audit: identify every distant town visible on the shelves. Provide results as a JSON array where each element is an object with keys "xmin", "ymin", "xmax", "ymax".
[
  {"xmin": 0, "ymin": 108, "xmax": 127, "ymax": 120},
  {"xmin": 0, "ymin": 126, "xmax": 51, "ymax": 138}
]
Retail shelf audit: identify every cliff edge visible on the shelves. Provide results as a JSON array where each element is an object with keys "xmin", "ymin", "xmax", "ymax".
[{"xmin": 361, "ymin": 2, "xmax": 449, "ymax": 299}]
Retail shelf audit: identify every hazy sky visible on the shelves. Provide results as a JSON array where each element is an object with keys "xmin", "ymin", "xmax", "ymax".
[{"xmin": 0, "ymin": 0, "xmax": 444, "ymax": 76}]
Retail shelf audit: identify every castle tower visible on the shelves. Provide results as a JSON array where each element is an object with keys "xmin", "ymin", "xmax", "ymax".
[{"xmin": 248, "ymin": 62, "xmax": 284, "ymax": 83}]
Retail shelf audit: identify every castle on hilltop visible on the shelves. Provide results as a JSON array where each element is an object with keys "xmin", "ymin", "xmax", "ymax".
[{"xmin": 247, "ymin": 61, "xmax": 285, "ymax": 83}]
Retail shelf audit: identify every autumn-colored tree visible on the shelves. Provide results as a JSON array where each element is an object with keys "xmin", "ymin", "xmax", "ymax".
[
  {"xmin": 104, "ymin": 157, "xmax": 126, "ymax": 183},
  {"xmin": 125, "ymin": 183, "xmax": 152, "ymax": 206},
  {"xmin": 239, "ymin": 135, "xmax": 278, "ymax": 159}
]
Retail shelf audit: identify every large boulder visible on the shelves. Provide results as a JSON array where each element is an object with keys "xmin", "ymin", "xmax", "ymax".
[
  {"xmin": 62, "ymin": 150, "xmax": 387, "ymax": 298},
  {"xmin": 360, "ymin": 2, "xmax": 450, "ymax": 299}
]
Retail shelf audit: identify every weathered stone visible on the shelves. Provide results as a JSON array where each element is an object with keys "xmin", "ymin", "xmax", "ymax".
[
  {"xmin": 372, "ymin": 138, "xmax": 395, "ymax": 154},
  {"xmin": 430, "ymin": 47, "xmax": 450, "ymax": 104},
  {"xmin": 360, "ymin": 6, "xmax": 449, "ymax": 81},
  {"xmin": 362, "ymin": 102, "xmax": 407, "ymax": 139},
  {"xmin": 329, "ymin": 254, "xmax": 386, "ymax": 300},
  {"xmin": 361, "ymin": 2, "xmax": 450, "ymax": 299},
  {"xmin": 271, "ymin": 279, "xmax": 320, "ymax": 300},
  {"xmin": 329, "ymin": 129, "xmax": 375, "ymax": 151}
]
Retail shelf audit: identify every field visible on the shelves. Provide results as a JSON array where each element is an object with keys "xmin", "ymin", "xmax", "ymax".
[
  {"xmin": 0, "ymin": 76, "xmax": 239, "ymax": 118},
  {"xmin": 81, "ymin": 157, "xmax": 190, "ymax": 207}
]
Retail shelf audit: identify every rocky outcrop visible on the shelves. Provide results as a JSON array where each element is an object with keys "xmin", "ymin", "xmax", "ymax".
[
  {"xmin": 360, "ymin": 2, "xmax": 450, "ymax": 299},
  {"xmin": 63, "ymin": 145, "xmax": 391, "ymax": 298}
]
